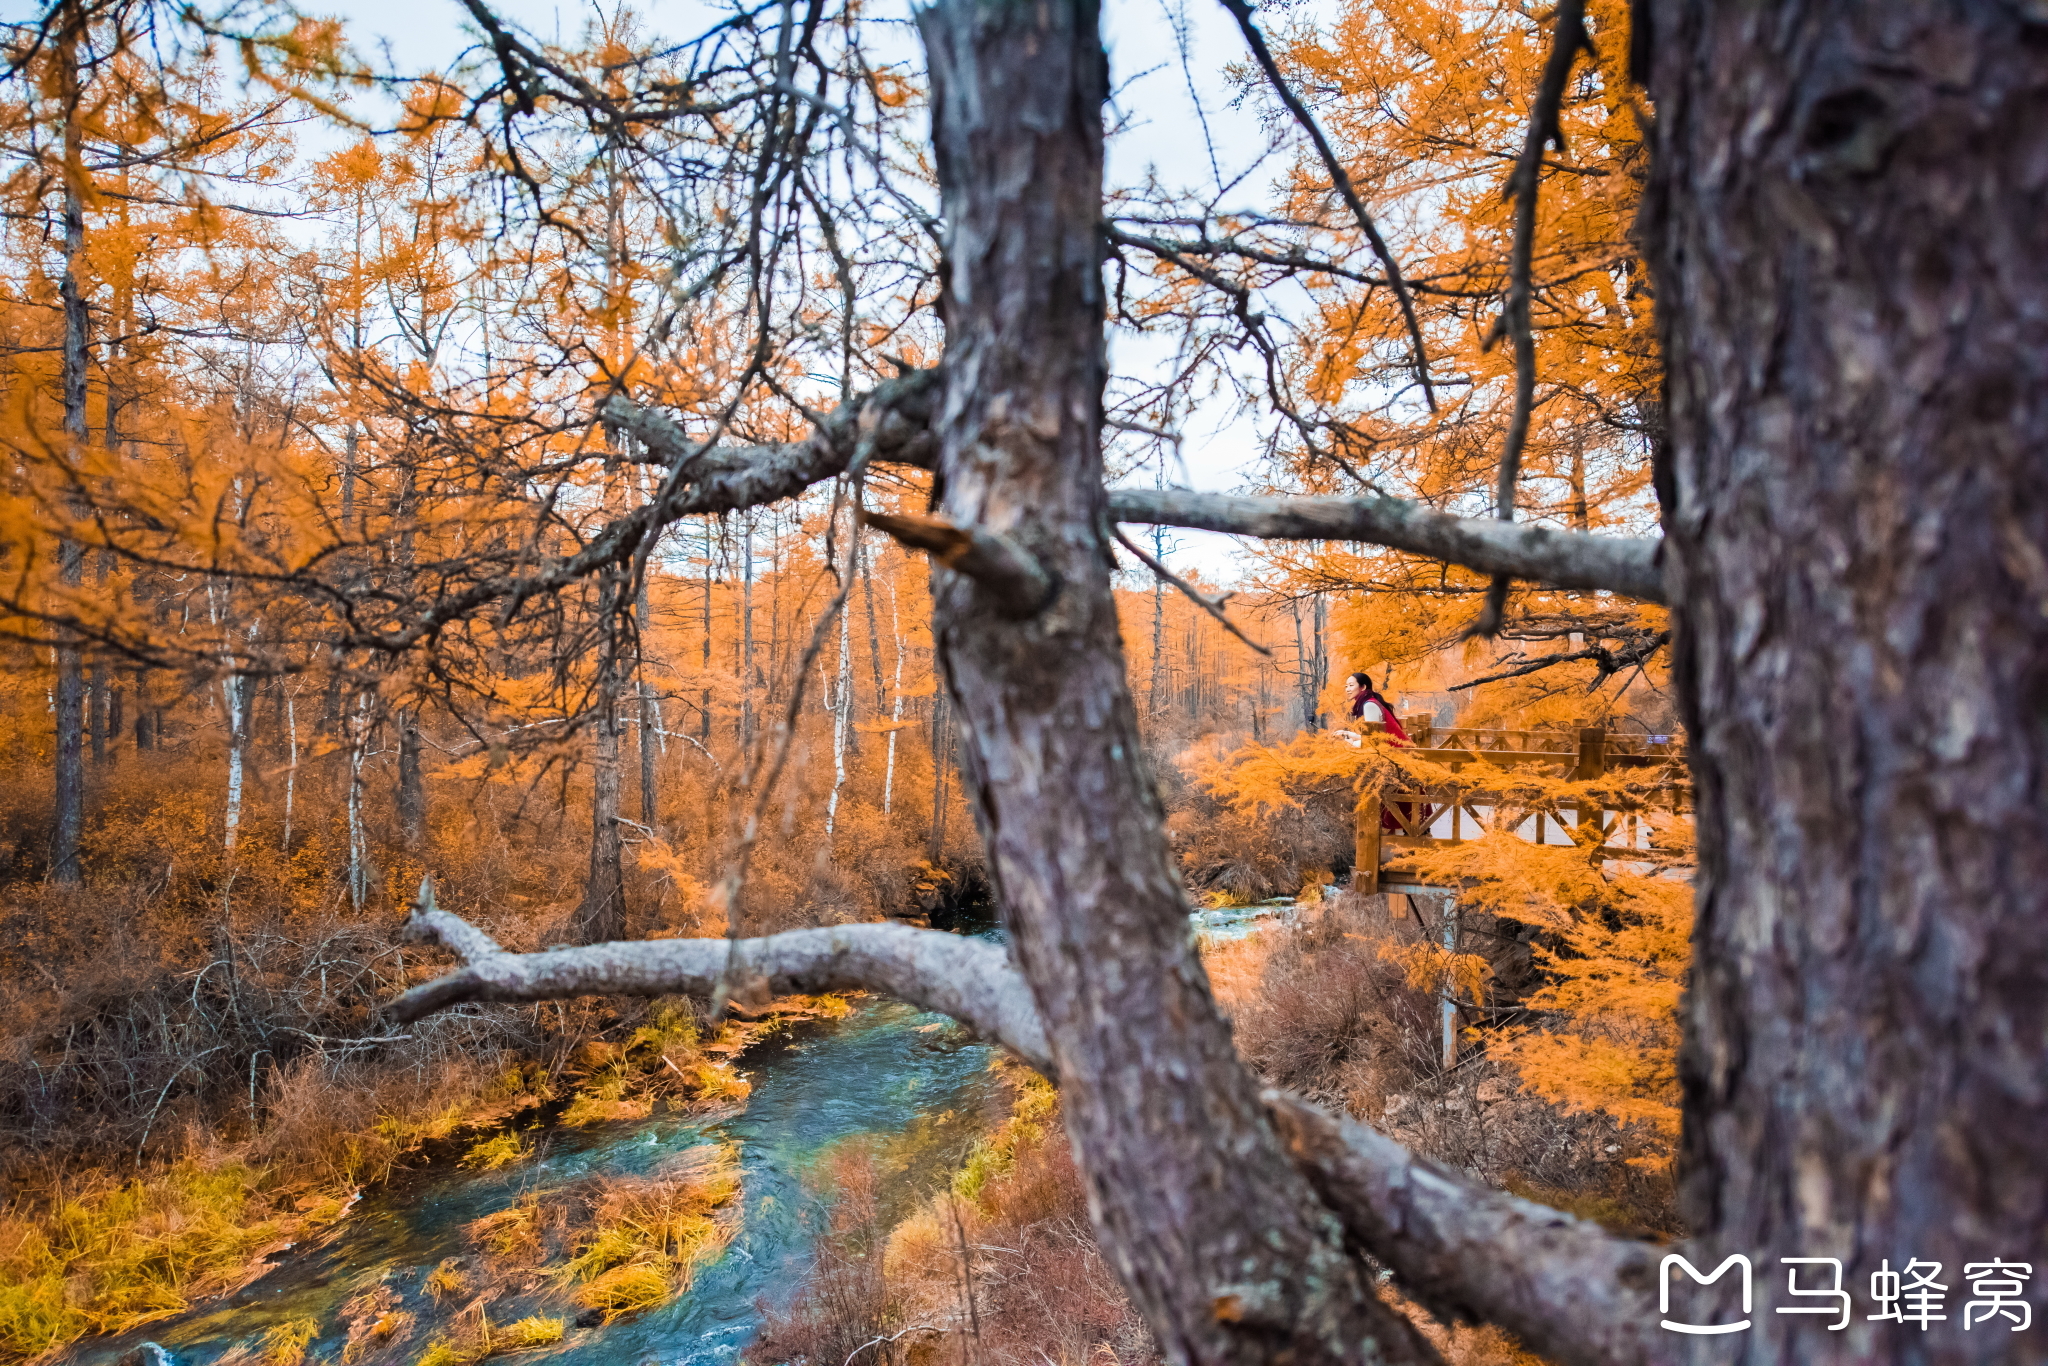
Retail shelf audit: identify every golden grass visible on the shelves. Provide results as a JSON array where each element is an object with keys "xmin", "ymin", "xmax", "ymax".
[
  {"xmin": 466, "ymin": 1200, "xmax": 544, "ymax": 1259},
  {"xmin": 261, "ymin": 1315, "xmax": 321, "ymax": 1365},
  {"xmin": 1199, "ymin": 931, "xmax": 1275, "ymax": 1014},
  {"xmin": 459, "ymin": 1133, "xmax": 528, "ymax": 1172},
  {"xmin": 492, "ymin": 1315, "xmax": 565, "ymax": 1351},
  {"xmin": 0, "ymin": 1159, "xmax": 317, "ymax": 1358},
  {"xmin": 424, "ymin": 1257, "xmax": 468, "ymax": 1302},
  {"xmin": 553, "ymin": 1143, "xmax": 743, "ymax": 1322},
  {"xmin": 574, "ymin": 1261, "xmax": 671, "ymax": 1320},
  {"xmin": 413, "ymin": 1338, "xmax": 468, "ymax": 1366}
]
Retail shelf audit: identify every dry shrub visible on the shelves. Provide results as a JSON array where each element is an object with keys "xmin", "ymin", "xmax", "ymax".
[
  {"xmin": 1216, "ymin": 901, "xmax": 1440, "ymax": 1114},
  {"xmin": 1215, "ymin": 898, "xmax": 1682, "ymax": 1240},
  {"xmin": 1167, "ymin": 734, "xmax": 1358, "ymax": 904}
]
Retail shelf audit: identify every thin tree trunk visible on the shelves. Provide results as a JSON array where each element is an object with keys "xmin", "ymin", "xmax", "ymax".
[
  {"xmin": 917, "ymin": 3, "xmax": 1431, "ymax": 1361},
  {"xmin": 1642, "ymin": 3, "xmax": 2048, "ymax": 1360},
  {"xmin": 222, "ymin": 667, "xmax": 249, "ymax": 854},
  {"xmin": 282, "ymin": 690, "xmax": 297, "ymax": 853},
  {"xmin": 396, "ymin": 708, "xmax": 425, "ymax": 852},
  {"xmin": 637, "ymin": 575, "xmax": 659, "ymax": 831},
  {"xmin": 575, "ymin": 577, "xmax": 629, "ymax": 943},
  {"xmin": 861, "ymin": 530, "xmax": 887, "ymax": 714},
  {"xmin": 346, "ymin": 693, "xmax": 372, "ymax": 911},
  {"xmin": 1149, "ymin": 526, "xmax": 1166, "ymax": 717},
  {"xmin": 701, "ymin": 516, "xmax": 715, "ymax": 742},
  {"xmin": 49, "ymin": 3, "xmax": 88, "ymax": 886},
  {"xmin": 884, "ymin": 575, "xmax": 904, "ymax": 815},
  {"xmin": 926, "ymin": 686, "xmax": 949, "ymax": 864},
  {"xmin": 827, "ymin": 517, "xmax": 853, "ymax": 839},
  {"xmin": 740, "ymin": 511, "xmax": 756, "ymax": 751}
]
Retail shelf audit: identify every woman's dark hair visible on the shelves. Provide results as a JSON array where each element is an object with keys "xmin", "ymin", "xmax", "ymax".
[{"xmin": 1347, "ymin": 672, "xmax": 1375, "ymax": 693}]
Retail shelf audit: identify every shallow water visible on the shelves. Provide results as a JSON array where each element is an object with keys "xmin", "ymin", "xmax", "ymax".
[
  {"xmin": 1191, "ymin": 897, "xmax": 1296, "ymax": 941},
  {"xmin": 70, "ymin": 1000, "xmax": 1001, "ymax": 1366}
]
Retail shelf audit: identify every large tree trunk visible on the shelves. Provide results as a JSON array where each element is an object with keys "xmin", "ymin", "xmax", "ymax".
[
  {"xmin": 1643, "ymin": 1, "xmax": 2048, "ymax": 1357},
  {"xmin": 917, "ymin": 2, "xmax": 1432, "ymax": 1362}
]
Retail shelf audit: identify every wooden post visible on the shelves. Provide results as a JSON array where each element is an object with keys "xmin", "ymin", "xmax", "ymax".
[
  {"xmin": 1573, "ymin": 725, "xmax": 1607, "ymax": 852},
  {"xmin": 1574, "ymin": 725, "xmax": 1607, "ymax": 779},
  {"xmin": 1354, "ymin": 791, "xmax": 1382, "ymax": 894}
]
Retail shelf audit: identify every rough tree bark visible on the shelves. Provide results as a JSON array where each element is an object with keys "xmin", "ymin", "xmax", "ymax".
[
  {"xmin": 914, "ymin": 0, "xmax": 1432, "ymax": 1360},
  {"xmin": 396, "ymin": 708, "xmax": 425, "ymax": 852},
  {"xmin": 1638, "ymin": 1, "xmax": 2048, "ymax": 1359}
]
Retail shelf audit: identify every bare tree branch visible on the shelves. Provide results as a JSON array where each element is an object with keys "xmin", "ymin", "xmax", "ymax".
[
  {"xmin": 1470, "ymin": 0, "xmax": 1592, "ymax": 640},
  {"xmin": 1264, "ymin": 1093, "xmax": 1663, "ymax": 1366},
  {"xmin": 386, "ymin": 905, "xmax": 1054, "ymax": 1075},
  {"xmin": 1448, "ymin": 629, "xmax": 1669, "ymax": 691},
  {"xmin": 863, "ymin": 510, "xmax": 1057, "ymax": 620},
  {"xmin": 1215, "ymin": 0, "xmax": 1435, "ymax": 409},
  {"xmin": 1106, "ymin": 489, "xmax": 1665, "ymax": 604}
]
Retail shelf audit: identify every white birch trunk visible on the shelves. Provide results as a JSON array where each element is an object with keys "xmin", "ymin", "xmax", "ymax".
[
  {"xmin": 282, "ymin": 691, "xmax": 297, "ymax": 853},
  {"xmin": 347, "ymin": 693, "xmax": 371, "ymax": 911},
  {"xmin": 826, "ymin": 533, "xmax": 853, "ymax": 837},
  {"xmin": 883, "ymin": 576, "xmax": 904, "ymax": 815}
]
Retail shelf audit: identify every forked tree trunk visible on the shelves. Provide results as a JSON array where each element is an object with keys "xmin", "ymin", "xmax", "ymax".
[
  {"xmin": 917, "ymin": 1, "xmax": 1431, "ymax": 1361},
  {"xmin": 1642, "ymin": 1, "xmax": 2048, "ymax": 1358}
]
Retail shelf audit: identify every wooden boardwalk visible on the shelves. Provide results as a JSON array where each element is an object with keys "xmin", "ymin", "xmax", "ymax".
[{"xmin": 1350, "ymin": 722, "xmax": 1687, "ymax": 893}]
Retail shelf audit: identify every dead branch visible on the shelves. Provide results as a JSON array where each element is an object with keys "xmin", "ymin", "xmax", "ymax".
[
  {"xmin": 1110, "ymin": 523, "xmax": 1271, "ymax": 657},
  {"xmin": 1265, "ymin": 1093, "xmax": 1663, "ymax": 1366},
  {"xmin": 387, "ymin": 904, "xmax": 1054, "ymax": 1076},
  {"xmin": 863, "ymin": 510, "xmax": 1057, "ymax": 620},
  {"xmin": 1107, "ymin": 488, "xmax": 1665, "ymax": 604}
]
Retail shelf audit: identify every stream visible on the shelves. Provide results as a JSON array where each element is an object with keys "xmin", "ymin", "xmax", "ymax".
[{"xmin": 69, "ymin": 903, "xmax": 1290, "ymax": 1366}]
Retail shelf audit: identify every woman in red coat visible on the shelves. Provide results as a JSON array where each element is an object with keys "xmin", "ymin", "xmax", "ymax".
[{"xmin": 1347, "ymin": 672, "xmax": 1430, "ymax": 833}]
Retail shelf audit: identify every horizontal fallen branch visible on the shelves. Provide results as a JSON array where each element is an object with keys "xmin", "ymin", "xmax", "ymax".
[
  {"xmin": 1264, "ymin": 1092, "xmax": 1665, "ymax": 1366},
  {"xmin": 386, "ymin": 904, "xmax": 1053, "ymax": 1075}
]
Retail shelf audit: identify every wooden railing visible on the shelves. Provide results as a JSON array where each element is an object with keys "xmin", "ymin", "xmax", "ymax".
[{"xmin": 1351, "ymin": 722, "xmax": 1687, "ymax": 893}]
